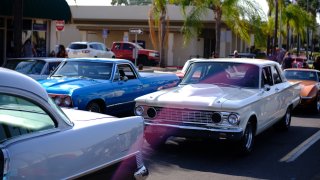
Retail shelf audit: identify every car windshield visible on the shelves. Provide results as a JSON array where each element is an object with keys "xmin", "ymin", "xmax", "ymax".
[
  {"xmin": 180, "ymin": 62, "xmax": 260, "ymax": 89},
  {"xmin": 68, "ymin": 43, "xmax": 88, "ymax": 50},
  {"xmin": 52, "ymin": 61, "xmax": 113, "ymax": 80},
  {"xmin": 284, "ymin": 70, "xmax": 317, "ymax": 81},
  {"xmin": 5, "ymin": 59, "xmax": 45, "ymax": 75}
]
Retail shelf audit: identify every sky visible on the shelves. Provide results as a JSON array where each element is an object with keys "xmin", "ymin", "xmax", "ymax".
[{"xmin": 66, "ymin": 0, "xmax": 269, "ymax": 16}]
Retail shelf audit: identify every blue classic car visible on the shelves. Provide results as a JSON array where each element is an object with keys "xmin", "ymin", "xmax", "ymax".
[{"xmin": 39, "ymin": 58, "xmax": 179, "ymax": 115}]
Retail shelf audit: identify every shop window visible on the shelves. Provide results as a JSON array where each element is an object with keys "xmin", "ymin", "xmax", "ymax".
[{"xmin": 0, "ymin": 18, "xmax": 4, "ymax": 27}]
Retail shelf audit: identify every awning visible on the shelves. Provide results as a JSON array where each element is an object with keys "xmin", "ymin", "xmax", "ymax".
[{"xmin": 0, "ymin": 0, "xmax": 72, "ymax": 22}]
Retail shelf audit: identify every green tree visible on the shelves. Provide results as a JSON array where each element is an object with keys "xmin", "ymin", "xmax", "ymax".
[
  {"xmin": 148, "ymin": 0, "xmax": 172, "ymax": 67},
  {"xmin": 178, "ymin": 0, "xmax": 264, "ymax": 57}
]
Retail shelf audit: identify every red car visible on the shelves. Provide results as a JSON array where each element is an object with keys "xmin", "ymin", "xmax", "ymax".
[{"xmin": 111, "ymin": 41, "xmax": 159, "ymax": 66}]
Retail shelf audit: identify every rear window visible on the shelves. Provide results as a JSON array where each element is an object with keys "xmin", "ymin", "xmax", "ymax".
[{"xmin": 68, "ymin": 44, "xmax": 88, "ymax": 50}]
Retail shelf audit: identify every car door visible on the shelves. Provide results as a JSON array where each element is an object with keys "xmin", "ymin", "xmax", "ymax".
[
  {"xmin": 107, "ymin": 63, "xmax": 143, "ymax": 114},
  {"xmin": 122, "ymin": 43, "xmax": 134, "ymax": 60},
  {"xmin": 257, "ymin": 66, "xmax": 278, "ymax": 130}
]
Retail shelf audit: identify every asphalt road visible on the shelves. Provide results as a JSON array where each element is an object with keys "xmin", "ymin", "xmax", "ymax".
[{"xmin": 142, "ymin": 109, "xmax": 320, "ymax": 180}]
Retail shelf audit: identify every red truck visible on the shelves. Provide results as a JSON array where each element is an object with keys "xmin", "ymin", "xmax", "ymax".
[{"xmin": 111, "ymin": 41, "xmax": 160, "ymax": 66}]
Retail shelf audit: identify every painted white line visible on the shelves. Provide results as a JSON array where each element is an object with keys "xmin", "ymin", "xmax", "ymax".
[{"xmin": 280, "ymin": 130, "xmax": 320, "ymax": 163}]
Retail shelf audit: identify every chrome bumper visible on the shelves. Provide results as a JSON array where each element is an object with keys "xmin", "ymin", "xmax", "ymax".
[{"xmin": 134, "ymin": 165, "xmax": 149, "ymax": 180}]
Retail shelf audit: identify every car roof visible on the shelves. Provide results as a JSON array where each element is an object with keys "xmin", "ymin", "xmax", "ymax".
[
  {"xmin": 190, "ymin": 58, "xmax": 278, "ymax": 66},
  {"xmin": 7, "ymin": 57, "xmax": 66, "ymax": 62},
  {"xmin": 0, "ymin": 68, "xmax": 49, "ymax": 100},
  {"xmin": 69, "ymin": 41, "xmax": 102, "ymax": 44},
  {"xmin": 64, "ymin": 57, "xmax": 132, "ymax": 64}
]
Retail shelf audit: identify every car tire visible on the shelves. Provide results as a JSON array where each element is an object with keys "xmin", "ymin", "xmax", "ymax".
[
  {"xmin": 275, "ymin": 107, "xmax": 291, "ymax": 131},
  {"xmin": 138, "ymin": 56, "xmax": 147, "ymax": 66},
  {"xmin": 86, "ymin": 101, "xmax": 103, "ymax": 113},
  {"xmin": 312, "ymin": 94, "xmax": 320, "ymax": 113},
  {"xmin": 144, "ymin": 132, "xmax": 168, "ymax": 150},
  {"xmin": 238, "ymin": 121, "xmax": 255, "ymax": 155}
]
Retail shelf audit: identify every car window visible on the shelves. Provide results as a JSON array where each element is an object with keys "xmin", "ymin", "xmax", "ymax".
[
  {"xmin": 13, "ymin": 59, "xmax": 45, "ymax": 75},
  {"xmin": 262, "ymin": 66, "xmax": 273, "ymax": 86},
  {"xmin": 271, "ymin": 65, "xmax": 282, "ymax": 84},
  {"xmin": 68, "ymin": 44, "xmax": 88, "ymax": 50},
  {"xmin": 284, "ymin": 70, "xmax": 317, "ymax": 81},
  {"xmin": 123, "ymin": 43, "xmax": 134, "ymax": 50},
  {"xmin": 0, "ymin": 93, "xmax": 55, "ymax": 142},
  {"xmin": 113, "ymin": 43, "xmax": 121, "ymax": 50},
  {"xmin": 53, "ymin": 61, "xmax": 113, "ymax": 80},
  {"xmin": 43, "ymin": 62, "xmax": 61, "ymax": 75},
  {"xmin": 115, "ymin": 64, "xmax": 137, "ymax": 80}
]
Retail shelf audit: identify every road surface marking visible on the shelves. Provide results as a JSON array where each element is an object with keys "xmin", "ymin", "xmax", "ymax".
[{"xmin": 280, "ymin": 130, "xmax": 320, "ymax": 163}]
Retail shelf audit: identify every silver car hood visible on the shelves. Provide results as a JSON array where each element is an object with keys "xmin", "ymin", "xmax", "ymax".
[{"xmin": 136, "ymin": 84, "xmax": 259, "ymax": 109}]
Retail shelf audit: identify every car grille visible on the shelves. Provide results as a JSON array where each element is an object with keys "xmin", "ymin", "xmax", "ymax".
[{"xmin": 149, "ymin": 107, "xmax": 217, "ymax": 124}]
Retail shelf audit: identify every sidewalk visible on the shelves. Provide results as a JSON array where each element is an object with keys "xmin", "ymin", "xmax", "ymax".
[{"xmin": 138, "ymin": 66, "xmax": 180, "ymax": 73}]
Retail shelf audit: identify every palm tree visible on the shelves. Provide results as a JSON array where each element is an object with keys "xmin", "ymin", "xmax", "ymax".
[
  {"xmin": 148, "ymin": 0, "xmax": 171, "ymax": 67},
  {"xmin": 179, "ymin": 0, "xmax": 264, "ymax": 57}
]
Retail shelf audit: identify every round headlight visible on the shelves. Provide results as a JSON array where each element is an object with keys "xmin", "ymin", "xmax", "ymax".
[
  {"xmin": 64, "ymin": 96, "xmax": 72, "ymax": 107},
  {"xmin": 134, "ymin": 106, "xmax": 144, "ymax": 116},
  {"xmin": 147, "ymin": 107, "xmax": 157, "ymax": 118},
  {"xmin": 211, "ymin": 112, "xmax": 222, "ymax": 123},
  {"xmin": 228, "ymin": 113, "xmax": 240, "ymax": 125},
  {"xmin": 54, "ymin": 97, "xmax": 62, "ymax": 106}
]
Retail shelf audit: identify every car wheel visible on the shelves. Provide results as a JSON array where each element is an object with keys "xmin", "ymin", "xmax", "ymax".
[
  {"xmin": 86, "ymin": 101, "xmax": 102, "ymax": 113},
  {"xmin": 312, "ymin": 94, "xmax": 320, "ymax": 113},
  {"xmin": 144, "ymin": 132, "xmax": 168, "ymax": 150},
  {"xmin": 275, "ymin": 107, "xmax": 291, "ymax": 131},
  {"xmin": 238, "ymin": 121, "xmax": 255, "ymax": 155},
  {"xmin": 138, "ymin": 56, "xmax": 147, "ymax": 66}
]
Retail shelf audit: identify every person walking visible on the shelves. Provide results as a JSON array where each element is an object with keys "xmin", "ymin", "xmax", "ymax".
[
  {"xmin": 21, "ymin": 39, "xmax": 37, "ymax": 57},
  {"xmin": 282, "ymin": 52, "xmax": 293, "ymax": 69},
  {"xmin": 56, "ymin": 45, "xmax": 68, "ymax": 58}
]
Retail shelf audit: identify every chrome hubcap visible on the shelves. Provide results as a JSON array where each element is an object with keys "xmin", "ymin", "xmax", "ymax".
[
  {"xmin": 245, "ymin": 126, "xmax": 253, "ymax": 149},
  {"xmin": 285, "ymin": 110, "xmax": 290, "ymax": 126}
]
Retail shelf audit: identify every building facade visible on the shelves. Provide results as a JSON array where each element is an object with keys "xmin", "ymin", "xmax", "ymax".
[{"xmin": 53, "ymin": 5, "xmax": 251, "ymax": 67}]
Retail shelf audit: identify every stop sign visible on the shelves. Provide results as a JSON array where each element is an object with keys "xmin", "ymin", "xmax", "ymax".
[{"xmin": 56, "ymin": 20, "xmax": 65, "ymax": 31}]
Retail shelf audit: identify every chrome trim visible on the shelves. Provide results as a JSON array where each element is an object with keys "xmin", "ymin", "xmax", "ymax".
[
  {"xmin": 134, "ymin": 165, "xmax": 149, "ymax": 180},
  {"xmin": 145, "ymin": 121, "xmax": 243, "ymax": 133},
  {"xmin": 67, "ymin": 151, "xmax": 141, "ymax": 179},
  {"xmin": 106, "ymin": 101, "xmax": 134, "ymax": 108},
  {"xmin": 301, "ymin": 96, "xmax": 313, "ymax": 100},
  {"xmin": 2, "ymin": 148, "xmax": 9, "ymax": 178}
]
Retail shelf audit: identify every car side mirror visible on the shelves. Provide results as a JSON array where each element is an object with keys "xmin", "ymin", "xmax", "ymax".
[{"xmin": 264, "ymin": 84, "xmax": 271, "ymax": 91}]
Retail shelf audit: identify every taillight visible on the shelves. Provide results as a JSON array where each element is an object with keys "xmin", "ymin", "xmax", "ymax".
[{"xmin": 49, "ymin": 94, "xmax": 73, "ymax": 107}]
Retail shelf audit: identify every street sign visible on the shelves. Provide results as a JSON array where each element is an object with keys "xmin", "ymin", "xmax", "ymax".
[
  {"xmin": 129, "ymin": 28, "xmax": 143, "ymax": 34},
  {"xmin": 56, "ymin": 20, "xmax": 65, "ymax": 31},
  {"xmin": 102, "ymin": 29, "xmax": 108, "ymax": 38}
]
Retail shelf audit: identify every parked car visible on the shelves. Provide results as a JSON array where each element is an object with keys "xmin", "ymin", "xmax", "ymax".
[
  {"xmin": 38, "ymin": 58, "xmax": 179, "ymax": 116},
  {"xmin": 111, "ymin": 41, "xmax": 159, "ymax": 66},
  {"xmin": 0, "ymin": 68, "xmax": 148, "ymax": 179},
  {"xmin": 176, "ymin": 59, "xmax": 198, "ymax": 79},
  {"xmin": 284, "ymin": 68, "xmax": 320, "ymax": 113},
  {"xmin": 3, "ymin": 57, "xmax": 64, "ymax": 80},
  {"xmin": 67, "ymin": 42, "xmax": 115, "ymax": 58},
  {"xmin": 135, "ymin": 58, "xmax": 301, "ymax": 154}
]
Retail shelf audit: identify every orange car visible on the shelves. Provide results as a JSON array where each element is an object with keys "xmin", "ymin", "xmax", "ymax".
[{"xmin": 284, "ymin": 68, "xmax": 320, "ymax": 113}]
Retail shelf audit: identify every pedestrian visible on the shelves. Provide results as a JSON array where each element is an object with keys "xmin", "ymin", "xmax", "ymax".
[
  {"xmin": 21, "ymin": 39, "xmax": 37, "ymax": 57},
  {"xmin": 211, "ymin": 51, "xmax": 216, "ymax": 58},
  {"xmin": 56, "ymin": 44, "xmax": 68, "ymax": 58},
  {"xmin": 313, "ymin": 56, "xmax": 320, "ymax": 71},
  {"xmin": 233, "ymin": 50, "xmax": 240, "ymax": 58},
  {"xmin": 282, "ymin": 52, "xmax": 293, "ymax": 69}
]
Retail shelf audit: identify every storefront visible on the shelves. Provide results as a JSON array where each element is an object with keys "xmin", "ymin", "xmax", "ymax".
[{"xmin": 0, "ymin": 0, "xmax": 72, "ymax": 65}]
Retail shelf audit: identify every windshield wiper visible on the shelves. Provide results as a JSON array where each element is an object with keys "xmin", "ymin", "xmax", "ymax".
[
  {"xmin": 212, "ymin": 83, "xmax": 241, "ymax": 88},
  {"xmin": 51, "ymin": 75, "xmax": 64, "ymax": 77}
]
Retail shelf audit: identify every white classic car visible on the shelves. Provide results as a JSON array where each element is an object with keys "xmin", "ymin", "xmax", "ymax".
[
  {"xmin": 135, "ymin": 58, "xmax": 301, "ymax": 154},
  {"xmin": 0, "ymin": 68, "xmax": 148, "ymax": 179}
]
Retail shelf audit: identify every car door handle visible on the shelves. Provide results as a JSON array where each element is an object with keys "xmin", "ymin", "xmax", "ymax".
[
  {"xmin": 275, "ymin": 87, "xmax": 280, "ymax": 92},
  {"xmin": 138, "ymin": 85, "xmax": 143, "ymax": 89}
]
